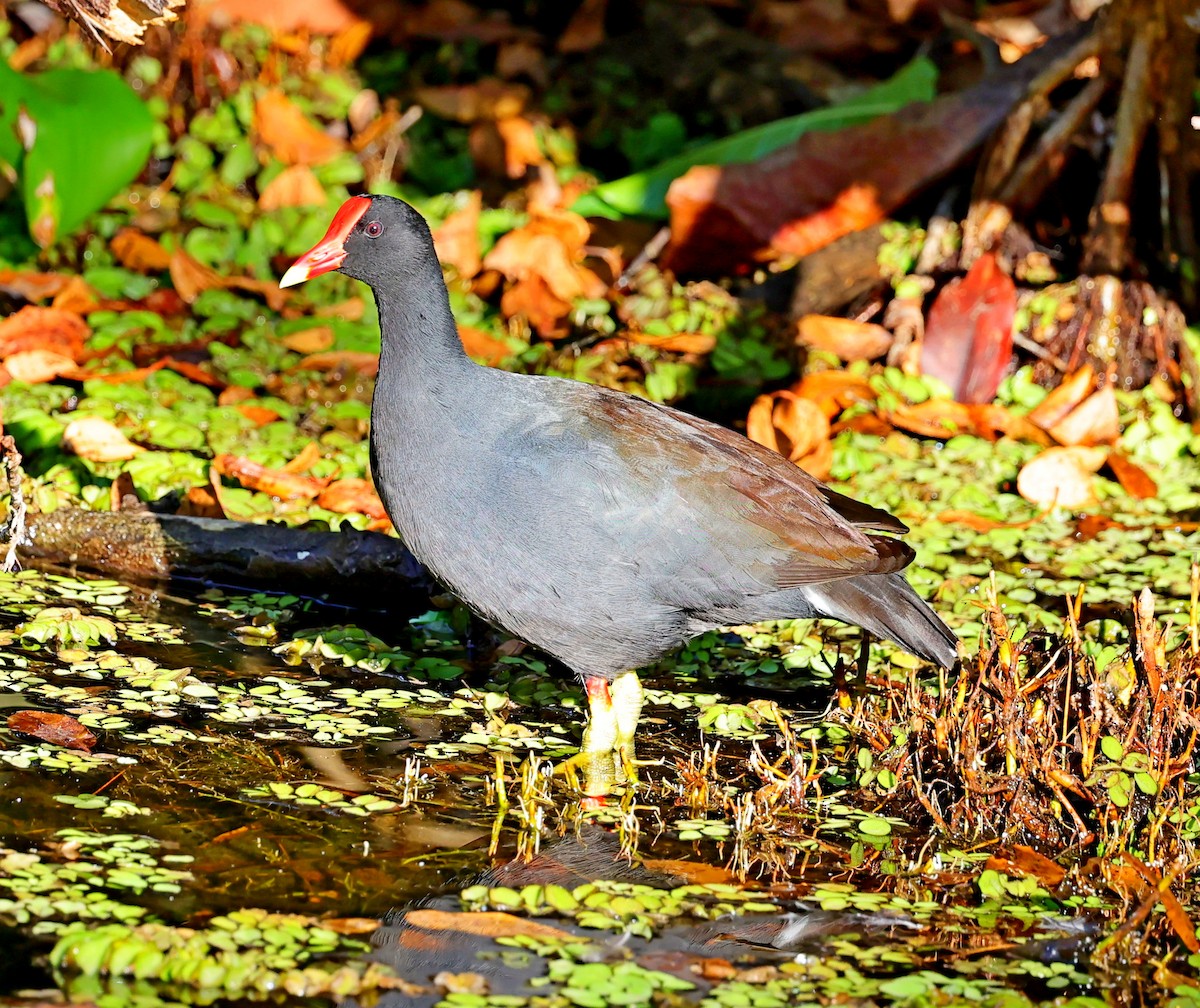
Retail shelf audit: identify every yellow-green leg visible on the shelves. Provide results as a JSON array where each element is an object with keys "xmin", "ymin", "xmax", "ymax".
[{"xmin": 557, "ymin": 671, "xmax": 646, "ymax": 801}]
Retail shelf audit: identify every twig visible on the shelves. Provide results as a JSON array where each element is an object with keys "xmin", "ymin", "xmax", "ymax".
[{"xmin": 0, "ymin": 433, "xmax": 29, "ymax": 573}]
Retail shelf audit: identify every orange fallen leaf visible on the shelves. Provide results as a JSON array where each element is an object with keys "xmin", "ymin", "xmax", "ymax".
[
  {"xmin": 317, "ymin": 478, "xmax": 388, "ymax": 519},
  {"xmin": 797, "ymin": 314, "xmax": 892, "ymax": 361},
  {"xmin": 1027, "ymin": 364, "xmax": 1095, "ymax": 430},
  {"xmin": 558, "ymin": 0, "xmax": 607, "ymax": 52},
  {"xmin": 316, "ymin": 297, "xmax": 366, "ymax": 321},
  {"xmin": 0, "ymin": 305, "xmax": 88, "ymax": 359},
  {"xmin": 986, "ymin": 846, "xmax": 1065, "ymax": 887},
  {"xmin": 458, "ymin": 325, "xmax": 511, "ymax": 365},
  {"xmin": 214, "ymin": 454, "xmax": 328, "ymax": 500},
  {"xmin": 496, "ymin": 116, "xmax": 544, "ymax": 178},
  {"xmin": 415, "ymin": 79, "xmax": 530, "ymax": 123},
  {"xmin": 936, "ymin": 509, "xmax": 1047, "ymax": 532},
  {"xmin": 258, "ymin": 165, "xmax": 329, "ymax": 211},
  {"xmin": 1017, "ymin": 446, "xmax": 1108, "ymax": 509},
  {"xmin": 8, "ymin": 711, "xmax": 96, "ymax": 752},
  {"xmin": 328, "ymin": 19, "xmax": 373, "ymax": 67},
  {"xmin": 62, "ymin": 417, "xmax": 143, "ymax": 462},
  {"xmin": 255, "ymin": 89, "xmax": 344, "ymax": 166},
  {"xmin": 432, "ymin": 192, "xmax": 483, "ymax": 279},
  {"xmin": 1107, "ymin": 451, "xmax": 1157, "ymax": 499},
  {"xmin": 1046, "ymin": 386, "xmax": 1119, "ymax": 447},
  {"xmin": 641, "ymin": 859, "xmax": 739, "ymax": 885},
  {"xmin": 169, "ymin": 248, "xmax": 286, "ymax": 311},
  {"xmin": 195, "ymin": 0, "xmax": 363, "ymax": 32},
  {"xmin": 3, "ymin": 349, "xmax": 79, "ymax": 384},
  {"xmin": 0, "ymin": 270, "xmax": 72, "ymax": 302},
  {"xmin": 793, "ymin": 370, "xmax": 876, "ymax": 419},
  {"xmin": 626, "ymin": 331, "xmax": 716, "ymax": 354},
  {"xmin": 51, "ymin": 276, "xmax": 99, "ymax": 315},
  {"xmin": 297, "ymin": 351, "xmax": 379, "ymax": 376},
  {"xmin": 282, "ymin": 326, "xmax": 335, "ymax": 354},
  {"xmin": 237, "ymin": 404, "xmax": 282, "ymax": 426},
  {"xmin": 281, "ymin": 441, "xmax": 323, "ymax": 475},
  {"xmin": 499, "ymin": 274, "xmax": 572, "ymax": 339},
  {"xmin": 319, "ymin": 917, "xmax": 381, "ymax": 936},
  {"xmin": 746, "ymin": 390, "xmax": 829, "ymax": 465},
  {"xmin": 111, "ymin": 228, "xmax": 171, "ymax": 273},
  {"xmin": 485, "ymin": 215, "xmax": 603, "ymax": 302},
  {"xmin": 405, "ymin": 909, "xmax": 574, "ymax": 942}
]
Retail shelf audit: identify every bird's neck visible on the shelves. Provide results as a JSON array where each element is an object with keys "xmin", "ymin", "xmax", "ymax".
[{"xmin": 372, "ymin": 273, "xmax": 474, "ymax": 388}]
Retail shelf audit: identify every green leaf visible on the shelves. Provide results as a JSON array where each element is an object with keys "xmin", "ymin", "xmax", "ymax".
[
  {"xmin": 571, "ymin": 57, "xmax": 937, "ymax": 219},
  {"xmin": 0, "ymin": 62, "xmax": 153, "ymax": 246}
]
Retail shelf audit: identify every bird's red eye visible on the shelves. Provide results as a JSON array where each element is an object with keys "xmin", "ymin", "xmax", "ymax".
[{"xmin": 364, "ymin": 220, "xmax": 383, "ymax": 238}]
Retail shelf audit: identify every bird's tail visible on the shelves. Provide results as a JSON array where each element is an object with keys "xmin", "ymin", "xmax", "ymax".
[{"xmin": 803, "ymin": 572, "xmax": 958, "ymax": 668}]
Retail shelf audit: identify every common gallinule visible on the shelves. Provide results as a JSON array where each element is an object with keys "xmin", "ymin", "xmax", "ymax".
[{"xmin": 281, "ymin": 195, "xmax": 958, "ymax": 794}]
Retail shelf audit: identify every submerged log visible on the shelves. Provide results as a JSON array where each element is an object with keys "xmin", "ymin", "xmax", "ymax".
[{"xmin": 21, "ymin": 508, "xmax": 433, "ymax": 608}]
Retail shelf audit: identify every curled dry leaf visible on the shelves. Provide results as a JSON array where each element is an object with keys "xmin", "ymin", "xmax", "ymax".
[
  {"xmin": 792, "ymin": 370, "xmax": 875, "ymax": 419},
  {"xmin": 169, "ymin": 248, "xmax": 286, "ymax": 311},
  {"xmin": 1106, "ymin": 451, "xmax": 1157, "ymax": 499},
  {"xmin": 1027, "ymin": 364, "xmax": 1095, "ymax": 430},
  {"xmin": 111, "ymin": 227, "xmax": 171, "ymax": 272},
  {"xmin": 62, "ymin": 416, "xmax": 143, "ymax": 462},
  {"xmin": 255, "ymin": 89, "xmax": 344, "ymax": 166},
  {"xmin": 317, "ymin": 478, "xmax": 388, "ymax": 520},
  {"xmin": 258, "ymin": 165, "xmax": 329, "ymax": 211},
  {"xmin": 405, "ymin": 909, "xmax": 574, "ymax": 942},
  {"xmin": 1016, "ymin": 446, "xmax": 1108, "ymax": 509},
  {"xmin": 496, "ymin": 116, "xmax": 544, "ymax": 178},
  {"xmin": 0, "ymin": 305, "xmax": 88, "ymax": 359},
  {"xmin": 985, "ymin": 845, "xmax": 1066, "ymax": 887},
  {"xmin": 281, "ymin": 326, "xmax": 335, "ymax": 354},
  {"xmin": 3, "ymin": 349, "xmax": 79, "ymax": 384},
  {"xmin": 797, "ymin": 314, "xmax": 892, "ymax": 361},
  {"xmin": 746, "ymin": 390, "xmax": 831, "ymax": 477},
  {"xmin": 432, "ymin": 192, "xmax": 483, "ymax": 279},
  {"xmin": 0, "ymin": 270, "xmax": 73, "ymax": 302},
  {"xmin": 415, "ymin": 79, "xmax": 530, "ymax": 123},
  {"xmin": 458, "ymin": 325, "xmax": 511, "ymax": 365},
  {"xmin": 214, "ymin": 454, "xmax": 327, "ymax": 501},
  {"xmin": 626, "ymin": 331, "xmax": 716, "ymax": 354},
  {"xmin": 7, "ymin": 710, "xmax": 96, "ymax": 753},
  {"xmin": 1046, "ymin": 387, "xmax": 1119, "ymax": 447}
]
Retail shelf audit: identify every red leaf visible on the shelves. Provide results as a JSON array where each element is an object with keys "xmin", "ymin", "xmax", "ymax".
[
  {"xmin": 921, "ymin": 254, "xmax": 1016, "ymax": 403},
  {"xmin": 8, "ymin": 711, "xmax": 97, "ymax": 752}
]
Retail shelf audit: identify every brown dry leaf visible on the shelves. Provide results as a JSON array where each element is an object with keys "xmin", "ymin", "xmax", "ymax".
[
  {"xmin": 458, "ymin": 325, "xmax": 511, "ymax": 365},
  {"xmin": 793, "ymin": 370, "xmax": 876, "ymax": 419},
  {"xmin": 1046, "ymin": 386, "xmax": 1119, "ymax": 447},
  {"xmin": 1027, "ymin": 364, "xmax": 1095, "ymax": 430},
  {"xmin": 169, "ymin": 249, "xmax": 286, "ymax": 311},
  {"xmin": 500, "ymin": 275, "xmax": 572, "ymax": 339},
  {"xmin": 746, "ymin": 390, "xmax": 829, "ymax": 463},
  {"xmin": 0, "ymin": 305, "xmax": 88, "ymax": 359},
  {"xmin": 1120, "ymin": 851, "xmax": 1200, "ymax": 954},
  {"xmin": 1107, "ymin": 451, "xmax": 1157, "ymax": 499},
  {"xmin": 62, "ymin": 417, "xmax": 143, "ymax": 462},
  {"xmin": 281, "ymin": 441, "xmax": 323, "ymax": 475},
  {"xmin": 936, "ymin": 509, "xmax": 1046, "ymax": 532},
  {"xmin": 255, "ymin": 89, "xmax": 344, "ymax": 166},
  {"xmin": 432, "ymin": 192, "xmax": 483, "ymax": 278},
  {"xmin": 986, "ymin": 846, "xmax": 1066, "ymax": 887},
  {"xmin": 626, "ymin": 331, "xmax": 716, "ymax": 354},
  {"xmin": 0, "ymin": 270, "xmax": 72, "ymax": 302},
  {"xmin": 316, "ymin": 297, "xmax": 366, "ymax": 321},
  {"xmin": 886, "ymin": 400, "xmax": 979, "ymax": 439},
  {"xmin": 218, "ymin": 386, "xmax": 256, "ymax": 406},
  {"xmin": 51, "ymin": 276, "xmax": 99, "ymax": 315},
  {"xmin": 406, "ymin": 909, "xmax": 575, "ymax": 942},
  {"xmin": 641, "ymin": 859, "xmax": 740, "ymax": 885},
  {"xmin": 496, "ymin": 39, "xmax": 547, "ymax": 85},
  {"xmin": 328, "ymin": 19, "xmax": 373, "ymax": 67},
  {"xmin": 297, "ymin": 351, "xmax": 379, "ymax": 376},
  {"xmin": 3, "ymin": 349, "xmax": 80, "ymax": 384},
  {"xmin": 282, "ymin": 326, "xmax": 335, "ymax": 354},
  {"xmin": 111, "ymin": 228, "xmax": 171, "ymax": 273},
  {"xmin": 416, "ymin": 79, "xmax": 530, "ymax": 123},
  {"xmin": 1016, "ymin": 446, "xmax": 1107, "ymax": 509},
  {"xmin": 484, "ymin": 210, "xmax": 605, "ymax": 331},
  {"xmin": 213, "ymin": 454, "xmax": 327, "ymax": 500},
  {"xmin": 237, "ymin": 404, "xmax": 282, "ymax": 426},
  {"xmin": 320, "ymin": 917, "xmax": 382, "ymax": 936},
  {"xmin": 7, "ymin": 710, "xmax": 96, "ymax": 753},
  {"xmin": 797, "ymin": 314, "xmax": 892, "ymax": 361},
  {"xmin": 496, "ymin": 116, "xmax": 544, "ymax": 178},
  {"xmin": 558, "ymin": 0, "xmax": 607, "ymax": 52},
  {"xmin": 317, "ymin": 478, "xmax": 388, "ymax": 520},
  {"xmin": 195, "ymin": 0, "xmax": 363, "ymax": 32},
  {"xmin": 258, "ymin": 165, "xmax": 329, "ymax": 211}
]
